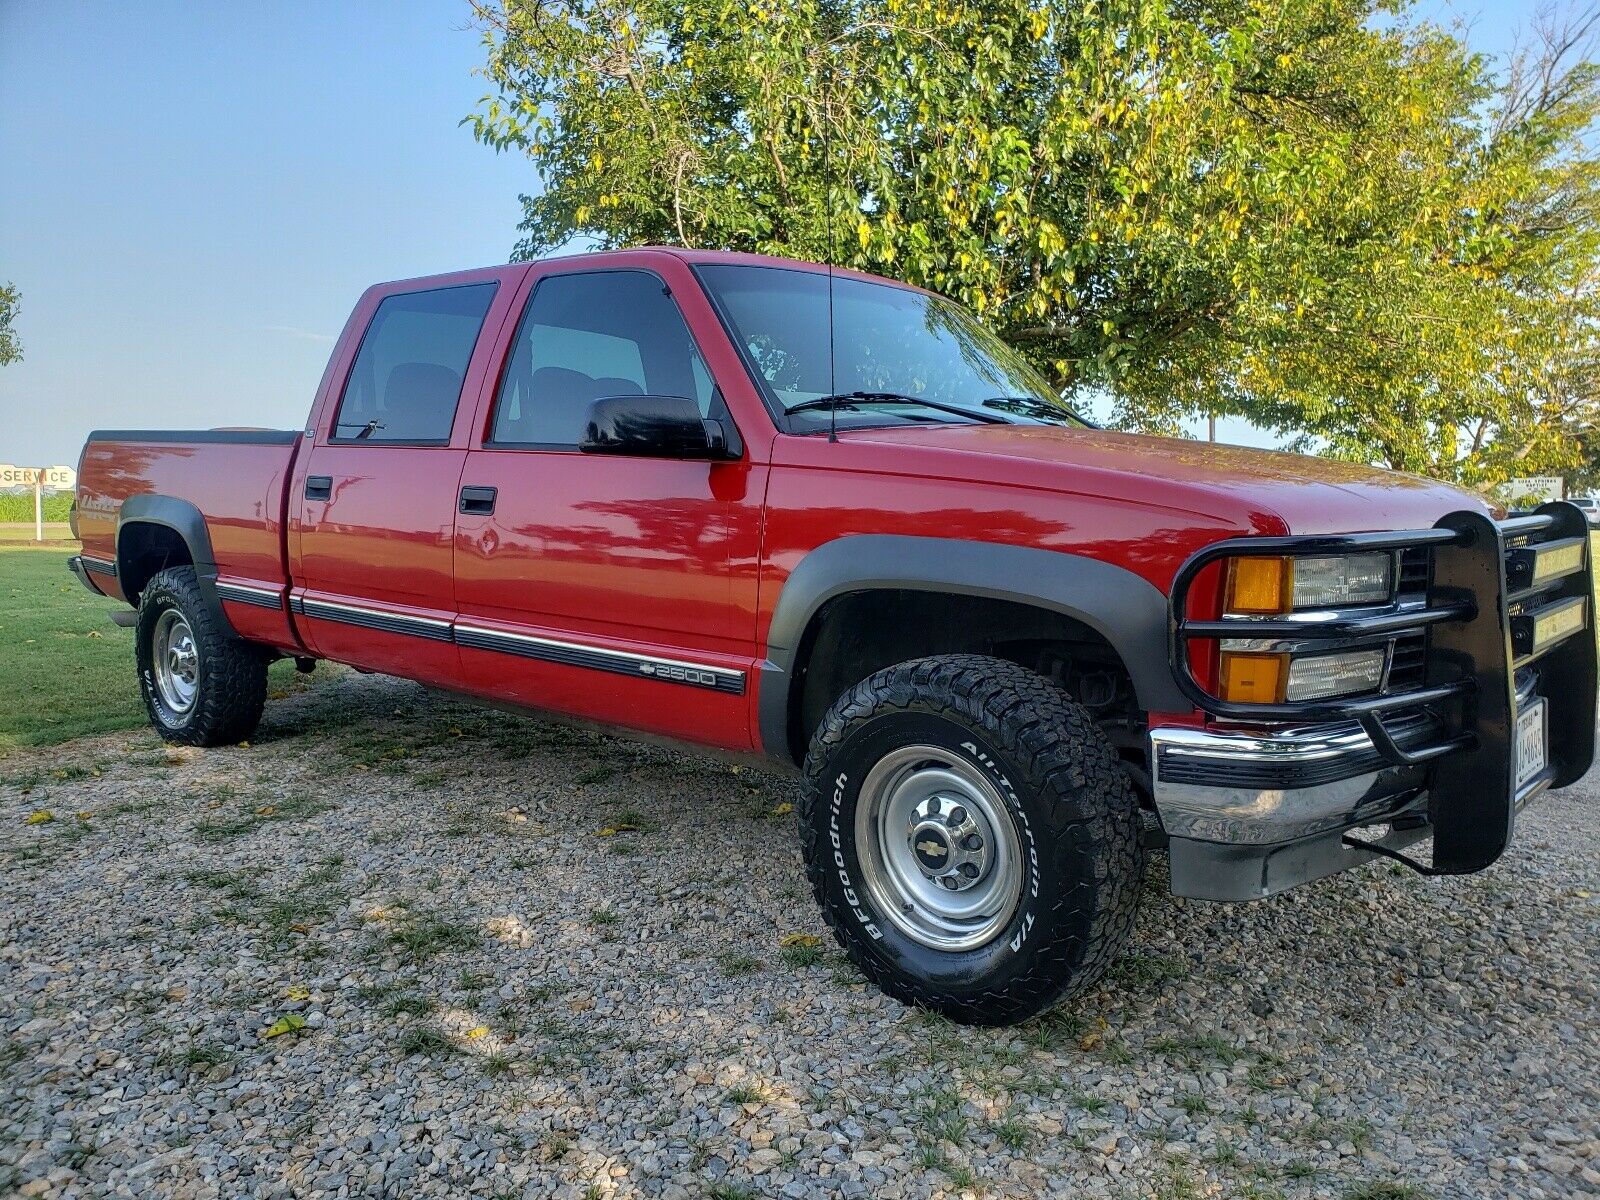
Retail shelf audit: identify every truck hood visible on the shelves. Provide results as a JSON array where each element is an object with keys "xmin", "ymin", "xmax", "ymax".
[{"xmin": 840, "ymin": 423, "xmax": 1490, "ymax": 535}]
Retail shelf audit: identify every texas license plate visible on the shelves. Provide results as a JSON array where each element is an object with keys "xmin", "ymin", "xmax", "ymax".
[{"xmin": 1514, "ymin": 699, "xmax": 1548, "ymax": 792}]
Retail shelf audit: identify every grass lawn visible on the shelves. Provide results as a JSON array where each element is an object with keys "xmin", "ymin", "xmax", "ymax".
[
  {"xmin": 0, "ymin": 544, "xmax": 306, "ymax": 754},
  {"xmin": 0, "ymin": 522, "xmax": 75, "ymax": 542},
  {"xmin": 0, "ymin": 543, "xmax": 146, "ymax": 752}
]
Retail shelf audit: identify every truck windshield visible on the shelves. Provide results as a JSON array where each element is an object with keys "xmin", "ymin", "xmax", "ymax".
[{"xmin": 696, "ymin": 264, "xmax": 1088, "ymax": 433}]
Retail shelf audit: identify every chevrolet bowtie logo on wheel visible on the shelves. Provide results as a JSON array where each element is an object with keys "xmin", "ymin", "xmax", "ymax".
[{"xmin": 915, "ymin": 836, "xmax": 950, "ymax": 868}]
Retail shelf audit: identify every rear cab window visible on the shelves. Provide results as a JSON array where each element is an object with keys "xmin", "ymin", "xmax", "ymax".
[{"xmin": 332, "ymin": 283, "xmax": 498, "ymax": 443}]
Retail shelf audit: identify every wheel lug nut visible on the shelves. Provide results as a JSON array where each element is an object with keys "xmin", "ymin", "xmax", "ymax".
[
  {"xmin": 946, "ymin": 805, "xmax": 967, "ymax": 826},
  {"xmin": 958, "ymin": 863, "xmax": 979, "ymax": 879},
  {"xmin": 962, "ymin": 834, "xmax": 982, "ymax": 852},
  {"xmin": 926, "ymin": 797, "xmax": 941, "ymax": 815}
]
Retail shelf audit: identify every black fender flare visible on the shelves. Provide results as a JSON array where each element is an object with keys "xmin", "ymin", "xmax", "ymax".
[
  {"xmin": 757, "ymin": 534, "xmax": 1188, "ymax": 761},
  {"xmin": 116, "ymin": 494, "xmax": 235, "ymax": 635}
]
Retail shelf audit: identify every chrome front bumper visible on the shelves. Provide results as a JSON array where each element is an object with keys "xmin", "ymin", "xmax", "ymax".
[
  {"xmin": 1149, "ymin": 672, "xmax": 1561, "ymax": 901},
  {"xmin": 1149, "ymin": 714, "xmax": 1437, "ymax": 846}
]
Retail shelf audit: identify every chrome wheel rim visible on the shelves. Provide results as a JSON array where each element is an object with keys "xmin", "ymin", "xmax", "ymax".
[
  {"xmin": 152, "ymin": 609, "xmax": 199, "ymax": 714},
  {"xmin": 854, "ymin": 745, "xmax": 1023, "ymax": 952}
]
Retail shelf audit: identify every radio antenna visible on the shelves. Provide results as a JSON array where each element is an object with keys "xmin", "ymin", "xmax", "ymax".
[{"xmin": 822, "ymin": 45, "xmax": 840, "ymax": 443}]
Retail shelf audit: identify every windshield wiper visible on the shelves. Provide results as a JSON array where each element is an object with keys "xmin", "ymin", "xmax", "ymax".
[
  {"xmin": 786, "ymin": 391, "xmax": 1011, "ymax": 425},
  {"xmin": 979, "ymin": 396, "xmax": 1091, "ymax": 426}
]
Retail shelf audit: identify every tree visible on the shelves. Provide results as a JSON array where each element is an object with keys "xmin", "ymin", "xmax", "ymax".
[
  {"xmin": 468, "ymin": 0, "xmax": 1600, "ymax": 485},
  {"xmin": 0, "ymin": 283, "xmax": 19, "ymax": 367}
]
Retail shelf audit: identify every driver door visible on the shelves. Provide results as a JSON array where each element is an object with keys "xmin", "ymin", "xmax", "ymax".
[{"xmin": 452, "ymin": 263, "xmax": 763, "ymax": 749}]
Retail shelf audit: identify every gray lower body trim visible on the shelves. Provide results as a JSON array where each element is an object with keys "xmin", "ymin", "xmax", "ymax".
[
  {"xmin": 290, "ymin": 594, "xmax": 454, "ymax": 643},
  {"xmin": 80, "ymin": 554, "xmax": 118, "ymax": 578},
  {"xmin": 290, "ymin": 592, "xmax": 745, "ymax": 694},
  {"xmin": 455, "ymin": 623, "xmax": 745, "ymax": 695},
  {"xmin": 216, "ymin": 580, "xmax": 284, "ymax": 610}
]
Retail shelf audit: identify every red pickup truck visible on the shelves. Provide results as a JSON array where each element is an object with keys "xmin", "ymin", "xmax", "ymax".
[{"xmin": 71, "ymin": 249, "xmax": 1597, "ymax": 1025}]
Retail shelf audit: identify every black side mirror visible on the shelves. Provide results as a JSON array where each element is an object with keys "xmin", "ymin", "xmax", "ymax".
[{"xmin": 578, "ymin": 394, "xmax": 737, "ymax": 460}]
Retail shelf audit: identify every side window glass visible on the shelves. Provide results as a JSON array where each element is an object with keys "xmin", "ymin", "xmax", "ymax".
[
  {"xmin": 491, "ymin": 270, "xmax": 714, "ymax": 446},
  {"xmin": 333, "ymin": 283, "xmax": 497, "ymax": 443}
]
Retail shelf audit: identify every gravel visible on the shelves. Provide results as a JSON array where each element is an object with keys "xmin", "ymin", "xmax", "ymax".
[{"xmin": 2, "ymin": 672, "xmax": 1597, "ymax": 1199}]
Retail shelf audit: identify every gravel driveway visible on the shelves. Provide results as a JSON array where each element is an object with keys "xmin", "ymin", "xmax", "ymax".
[{"xmin": 3, "ymin": 672, "xmax": 1597, "ymax": 1199}]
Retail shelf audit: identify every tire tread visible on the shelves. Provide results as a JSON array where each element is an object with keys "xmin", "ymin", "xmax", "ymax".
[
  {"xmin": 136, "ymin": 566, "xmax": 268, "ymax": 747},
  {"xmin": 799, "ymin": 653, "xmax": 1144, "ymax": 1025}
]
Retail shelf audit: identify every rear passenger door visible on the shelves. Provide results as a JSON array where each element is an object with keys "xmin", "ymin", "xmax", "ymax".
[
  {"xmin": 289, "ymin": 275, "xmax": 512, "ymax": 684},
  {"xmin": 451, "ymin": 264, "xmax": 764, "ymax": 749}
]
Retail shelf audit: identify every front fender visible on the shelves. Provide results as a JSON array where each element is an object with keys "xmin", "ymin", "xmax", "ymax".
[{"xmin": 758, "ymin": 534, "xmax": 1188, "ymax": 760}]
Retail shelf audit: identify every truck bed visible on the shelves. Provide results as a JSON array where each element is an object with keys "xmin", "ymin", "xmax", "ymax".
[{"xmin": 74, "ymin": 428, "xmax": 303, "ymax": 649}]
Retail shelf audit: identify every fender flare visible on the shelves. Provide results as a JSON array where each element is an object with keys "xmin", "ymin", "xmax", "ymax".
[
  {"xmin": 116, "ymin": 494, "xmax": 235, "ymax": 635},
  {"xmin": 757, "ymin": 534, "xmax": 1188, "ymax": 760}
]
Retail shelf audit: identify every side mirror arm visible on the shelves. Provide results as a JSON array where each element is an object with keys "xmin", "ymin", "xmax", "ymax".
[{"xmin": 703, "ymin": 418, "xmax": 742, "ymax": 460}]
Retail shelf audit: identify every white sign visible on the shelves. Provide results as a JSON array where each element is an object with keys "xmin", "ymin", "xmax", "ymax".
[
  {"xmin": 0, "ymin": 464, "xmax": 77, "ymax": 542},
  {"xmin": 1504, "ymin": 476, "xmax": 1564, "ymax": 504},
  {"xmin": 0, "ymin": 464, "xmax": 76, "ymax": 490}
]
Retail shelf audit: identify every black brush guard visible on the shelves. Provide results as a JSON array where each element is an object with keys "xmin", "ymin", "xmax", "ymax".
[{"xmin": 1169, "ymin": 501, "xmax": 1597, "ymax": 874}]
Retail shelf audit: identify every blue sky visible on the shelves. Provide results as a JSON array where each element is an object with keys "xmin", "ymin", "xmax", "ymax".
[{"xmin": 0, "ymin": 2, "xmax": 1542, "ymax": 468}]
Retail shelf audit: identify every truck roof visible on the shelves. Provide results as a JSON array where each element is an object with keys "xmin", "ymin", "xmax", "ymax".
[{"xmin": 368, "ymin": 247, "xmax": 926, "ymax": 300}]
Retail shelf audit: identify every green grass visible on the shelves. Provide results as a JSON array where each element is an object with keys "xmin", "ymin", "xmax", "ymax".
[
  {"xmin": 0, "ymin": 545, "xmax": 146, "ymax": 750},
  {"xmin": 0, "ymin": 493, "xmax": 72, "ymax": 523},
  {"xmin": 0, "ymin": 522, "xmax": 74, "ymax": 543},
  {"xmin": 779, "ymin": 940, "xmax": 825, "ymax": 968},
  {"xmin": 1342, "ymin": 1184, "xmax": 1425, "ymax": 1200},
  {"xmin": 380, "ymin": 994, "xmax": 435, "ymax": 1018},
  {"xmin": 0, "ymin": 544, "xmax": 306, "ymax": 753},
  {"xmin": 383, "ymin": 908, "xmax": 482, "ymax": 962},
  {"xmin": 716, "ymin": 951, "xmax": 762, "ymax": 976},
  {"xmin": 397, "ymin": 1026, "xmax": 456, "ymax": 1058},
  {"xmin": 722, "ymin": 1083, "xmax": 764, "ymax": 1105}
]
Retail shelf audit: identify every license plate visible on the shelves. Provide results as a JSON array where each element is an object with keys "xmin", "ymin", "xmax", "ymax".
[{"xmin": 1514, "ymin": 699, "xmax": 1548, "ymax": 791}]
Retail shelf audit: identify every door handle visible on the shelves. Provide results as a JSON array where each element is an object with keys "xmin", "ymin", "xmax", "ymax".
[
  {"xmin": 305, "ymin": 475, "xmax": 332, "ymax": 501},
  {"xmin": 459, "ymin": 485, "xmax": 498, "ymax": 516}
]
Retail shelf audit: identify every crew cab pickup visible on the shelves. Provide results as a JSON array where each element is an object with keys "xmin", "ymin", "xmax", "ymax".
[{"xmin": 71, "ymin": 249, "xmax": 1597, "ymax": 1025}]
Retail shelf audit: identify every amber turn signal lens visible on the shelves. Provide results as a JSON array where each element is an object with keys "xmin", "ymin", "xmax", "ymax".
[
  {"xmin": 1224, "ymin": 557, "xmax": 1292, "ymax": 615},
  {"xmin": 1218, "ymin": 651, "xmax": 1287, "ymax": 704}
]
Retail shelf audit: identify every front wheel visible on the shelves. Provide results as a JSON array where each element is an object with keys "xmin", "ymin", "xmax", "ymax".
[
  {"xmin": 135, "ymin": 566, "xmax": 268, "ymax": 746},
  {"xmin": 799, "ymin": 654, "xmax": 1144, "ymax": 1025}
]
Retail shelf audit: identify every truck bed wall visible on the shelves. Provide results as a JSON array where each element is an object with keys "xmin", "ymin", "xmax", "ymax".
[{"xmin": 77, "ymin": 431, "xmax": 302, "ymax": 651}]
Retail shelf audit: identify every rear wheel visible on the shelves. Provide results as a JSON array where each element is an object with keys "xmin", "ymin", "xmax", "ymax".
[
  {"xmin": 135, "ymin": 566, "xmax": 268, "ymax": 746},
  {"xmin": 799, "ymin": 654, "xmax": 1144, "ymax": 1025}
]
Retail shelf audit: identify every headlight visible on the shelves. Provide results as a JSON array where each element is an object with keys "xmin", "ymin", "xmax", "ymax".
[
  {"xmin": 1224, "ymin": 553, "xmax": 1394, "ymax": 614},
  {"xmin": 1291, "ymin": 554, "xmax": 1393, "ymax": 609},
  {"xmin": 1217, "ymin": 646, "xmax": 1388, "ymax": 703},
  {"xmin": 1216, "ymin": 552, "xmax": 1396, "ymax": 705},
  {"xmin": 1284, "ymin": 648, "xmax": 1387, "ymax": 701}
]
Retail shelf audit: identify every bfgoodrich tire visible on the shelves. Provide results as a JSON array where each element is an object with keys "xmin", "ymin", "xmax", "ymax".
[
  {"xmin": 135, "ymin": 566, "xmax": 268, "ymax": 746},
  {"xmin": 799, "ymin": 654, "xmax": 1144, "ymax": 1025}
]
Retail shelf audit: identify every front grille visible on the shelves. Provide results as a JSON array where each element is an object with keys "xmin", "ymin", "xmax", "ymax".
[
  {"xmin": 1398, "ymin": 547, "xmax": 1430, "ymax": 597},
  {"xmin": 1386, "ymin": 632, "xmax": 1427, "ymax": 692}
]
